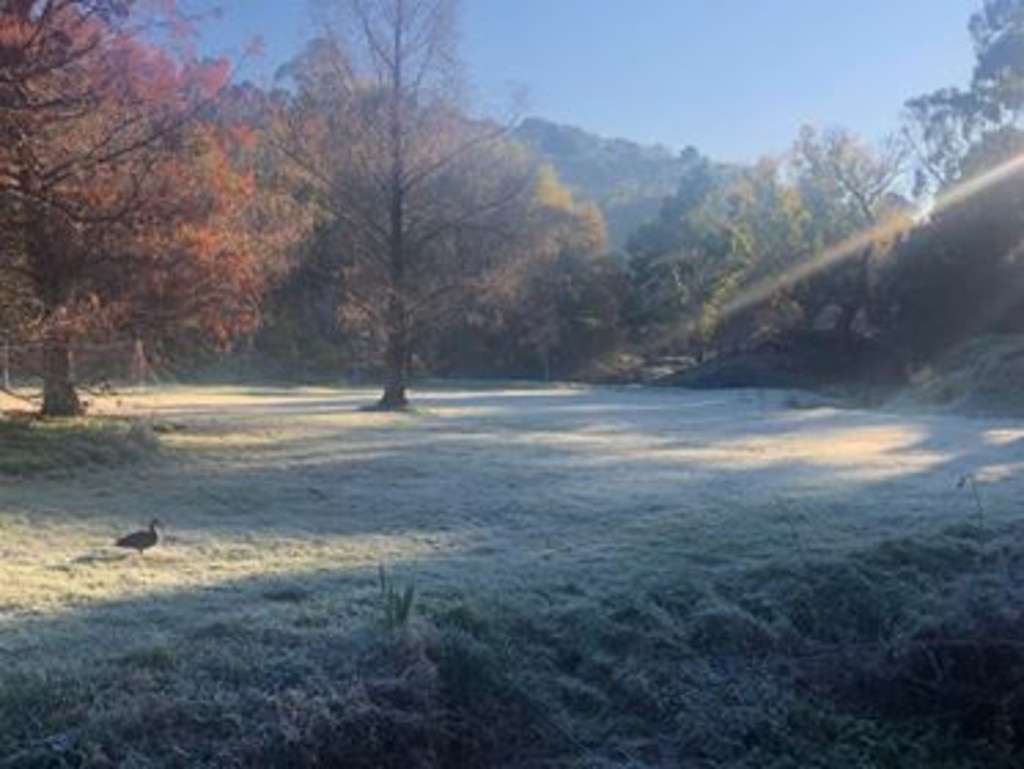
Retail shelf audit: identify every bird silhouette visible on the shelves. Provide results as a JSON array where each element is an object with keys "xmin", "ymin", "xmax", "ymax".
[{"xmin": 115, "ymin": 519, "xmax": 162, "ymax": 555}]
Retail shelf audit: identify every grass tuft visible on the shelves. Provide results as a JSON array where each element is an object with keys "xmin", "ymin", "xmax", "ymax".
[
  {"xmin": 0, "ymin": 416, "xmax": 160, "ymax": 476},
  {"xmin": 378, "ymin": 564, "xmax": 417, "ymax": 631}
]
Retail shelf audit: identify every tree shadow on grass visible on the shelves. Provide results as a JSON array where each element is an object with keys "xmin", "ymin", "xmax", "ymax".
[
  {"xmin": 4, "ymin": 508, "xmax": 1023, "ymax": 768},
  {"xmin": 0, "ymin": 557, "xmax": 428, "ymax": 765}
]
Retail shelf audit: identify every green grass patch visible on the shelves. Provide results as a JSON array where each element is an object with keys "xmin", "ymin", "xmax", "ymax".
[{"xmin": 0, "ymin": 416, "xmax": 161, "ymax": 476}]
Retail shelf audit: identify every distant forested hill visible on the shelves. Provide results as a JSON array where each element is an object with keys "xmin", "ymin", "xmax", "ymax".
[{"xmin": 514, "ymin": 117, "xmax": 693, "ymax": 248}]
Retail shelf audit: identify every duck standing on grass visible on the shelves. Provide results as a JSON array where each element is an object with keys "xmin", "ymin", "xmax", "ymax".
[{"xmin": 115, "ymin": 519, "xmax": 162, "ymax": 555}]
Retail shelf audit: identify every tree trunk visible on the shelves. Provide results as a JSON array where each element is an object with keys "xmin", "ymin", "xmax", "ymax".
[
  {"xmin": 378, "ymin": 379, "xmax": 408, "ymax": 410},
  {"xmin": 376, "ymin": 298, "xmax": 410, "ymax": 410},
  {"xmin": 41, "ymin": 334, "xmax": 83, "ymax": 417},
  {"xmin": 377, "ymin": 19, "xmax": 409, "ymax": 414},
  {"xmin": 835, "ymin": 249, "xmax": 873, "ymax": 352}
]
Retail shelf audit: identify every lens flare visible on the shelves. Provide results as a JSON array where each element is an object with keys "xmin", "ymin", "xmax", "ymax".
[{"xmin": 709, "ymin": 151, "xmax": 1024, "ymax": 327}]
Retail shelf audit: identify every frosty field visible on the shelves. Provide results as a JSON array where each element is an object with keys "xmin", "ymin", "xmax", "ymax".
[{"xmin": 2, "ymin": 385, "xmax": 1023, "ymax": 766}]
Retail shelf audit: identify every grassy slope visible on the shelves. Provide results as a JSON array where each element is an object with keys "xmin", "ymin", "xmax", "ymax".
[
  {"xmin": 899, "ymin": 334, "xmax": 1024, "ymax": 416},
  {"xmin": 0, "ymin": 415, "xmax": 159, "ymax": 477},
  {"xmin": 1, "ymin": 386, "xmax": 1023, "ymax": 767}
]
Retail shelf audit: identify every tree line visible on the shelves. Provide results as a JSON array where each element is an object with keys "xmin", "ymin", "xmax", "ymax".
[
  {"xmin": 626, "ymin": 0, "xmax": 1024, "ymax": 386},
  {"xmin": 4, "ymin": 0, "xmax": 1024, "ymax": 416}
]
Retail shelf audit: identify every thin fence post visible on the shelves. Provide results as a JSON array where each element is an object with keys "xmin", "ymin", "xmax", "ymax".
[{"xmin": 132, "ymin": 337, "xmax": 146, "ymax": 390}]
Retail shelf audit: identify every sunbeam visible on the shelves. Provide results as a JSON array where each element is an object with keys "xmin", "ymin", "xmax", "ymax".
[{"xmin": 708, "ymin": 150, "xmax": 1024, "ymax": 327}]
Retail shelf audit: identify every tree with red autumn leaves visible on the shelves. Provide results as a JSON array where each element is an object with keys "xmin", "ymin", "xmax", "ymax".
[{"xmin": 0, "ymin": 0, "xmax": 291, "ymax": 415}]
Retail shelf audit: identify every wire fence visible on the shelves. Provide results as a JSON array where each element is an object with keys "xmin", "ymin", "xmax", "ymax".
[{"xmin": 0, "ymin": 338, "xmax": 158, "ymax": 392}]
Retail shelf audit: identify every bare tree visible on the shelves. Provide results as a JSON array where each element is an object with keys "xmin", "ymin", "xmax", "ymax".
[{"xmin": 273, "ymin": 0, "xmax": 528, "ymax": 409}]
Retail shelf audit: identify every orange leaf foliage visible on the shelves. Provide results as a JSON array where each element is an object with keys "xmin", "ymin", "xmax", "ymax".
[{"xmin": 1, "ymin": 0, "xmax": 302, "ymax": 354}]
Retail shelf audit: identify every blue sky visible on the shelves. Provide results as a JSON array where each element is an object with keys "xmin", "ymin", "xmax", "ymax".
[{"xmin": 204, "ymin": 0, "xmax": 980, "ymax": 162}]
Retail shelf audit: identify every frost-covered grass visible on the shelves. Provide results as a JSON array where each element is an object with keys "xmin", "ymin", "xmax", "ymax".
[
  {"xmin": 1, "ymin": 385, "xmax": 1023, "ymax": 766},
  {"xmin": 0, "ymin": 414, "xmax": 159, "ymax": 477}
]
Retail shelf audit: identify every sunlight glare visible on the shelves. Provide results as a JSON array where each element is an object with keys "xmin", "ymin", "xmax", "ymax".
[{"xmin": 714, "ymin": 151, "xmax": 1024, "ymax": 326}]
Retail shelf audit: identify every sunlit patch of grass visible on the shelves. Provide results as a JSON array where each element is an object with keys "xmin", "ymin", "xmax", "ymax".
[
  {"xmin": 0, "ymin": 522, "xmax": 464, "ymax": 620},
  {"xmin": 0, "ymin": 416, "xmax": 160, "ymax": 476},
  {"xmin": 158, "ymin": 428, "xmax": 283, "ymax": 453}
]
